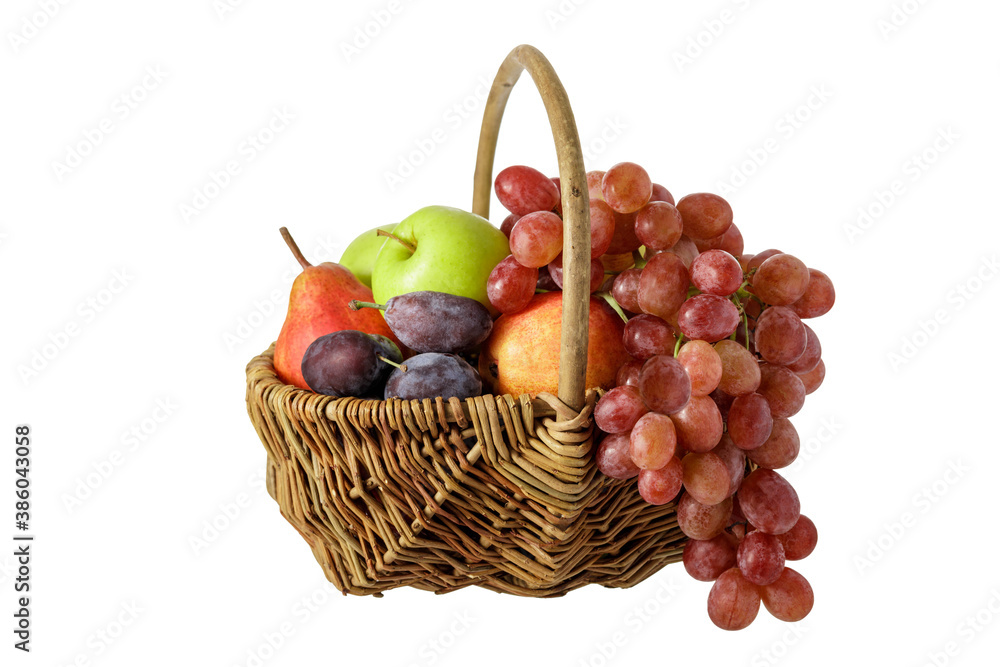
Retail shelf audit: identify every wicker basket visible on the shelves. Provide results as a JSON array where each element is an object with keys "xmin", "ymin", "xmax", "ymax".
[{"xmin": 245, "ymin": 44, "xmax": 687, "ymax": 597}]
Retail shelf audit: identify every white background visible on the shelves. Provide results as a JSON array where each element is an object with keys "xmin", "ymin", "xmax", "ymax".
[{"xmin": 3, "ymin": 0, "xmax": 999, "ymax": 665}]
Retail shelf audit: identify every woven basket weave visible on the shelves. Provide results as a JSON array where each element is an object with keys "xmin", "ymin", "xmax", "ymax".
[{"xmin": 245, "ymin": 45, "xmax": 688, "ymax": 597}]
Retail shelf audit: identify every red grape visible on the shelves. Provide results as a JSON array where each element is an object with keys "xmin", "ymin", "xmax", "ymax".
[
  {"xmin": 499, "ymin": 213, "xmax": 519, "ymax": 238},
  {"xmin": 635, "ymin": 202, "xmax": 684, "ymax": 251},
  {"xmin": 623, "ymin": 314, "xmax": 677, "ymax": 360},
  {"xmin": 790, "ymin": 268, "xmax": 835, "ymax": 318},
  {"xmin": 714, "ymin": 340, "xmax": 761, "ymax": 396},
  {"xmin": 683, "ymin": 534, "xmax": 737, "ymax": 582},
  {"xmin": 548, "ymin": 254, "xmax": 604, "ymax": 292},
  {"xmin": 758, "ymin": 365, "xmax": 806, "ymax": 419},
  {"xmin": 728, "ymin": 392, "xmax": 774, "ymax": 450},
  {"xmin": 602, "ymin": 162, "xmax": 652, "ymax": 214},
  {"xmin": 671, "ymin": 396, "xmax": 724, "ymax": 453},
  {"xmin": 487, "ymin": 255, "xmax": 538, "ymax": 314},
  {"xmin": 536, "ymin": 270, "xmax": 559, "ymax": 291},
  {"xmin": 638, "ymin": 355, "xmax": 691, "ymax": 415},
  {"xmin": 677, "ymin": 493, "xmax": 732, "ymax": 540},
  {"xmin": 755, "ymin": 306, "xmax": 807, "ymax": 365},
  {"xmin": 738, "ymin": 469, "xmax": 800, "ymax": 535},
  {"xmin": 712, "ymin": 434, "xmax": 747, "ymax": 495},
  {"xmin": 747, "ymin": 249, "xmax": 783, "ymax": 273},
  {"xmin": 669, "ymin": 235, "xmax": 700, "ymax": 268},
  {"xmin": 629, "ymin": 413, "xmax": 677, "ymax": 470},
  {"xmin": 616, "ymin": 358, "xmax": 643, "ymax": 387},
  {"xmin": 611, "ymin": 268, "xmax": 642, "ymax": 314},
  {"xmin": 509, "ymin": 211, "xmax": 564, "ymax": 268},
  {"xmin": 694, "ymin": 223, "xmax": 744, "ymax": 258},
  {"xmin": 677, "ymin": 294, "xmax": 741, "ymax": 342},
  {"xmin": 682, "ymin": 451, "xmax": 731, "ymax": 505},
  {"xmin": 786, "ymin": 324, "xmax": 821, "ymax": 374},
  {"xmin": 710, "ymin": 388, "xmax": 736, "ymax": 422},
  {"xmin": 752, "ymin": 253, "xmax": 810, "ymax": 306},
  {"xmin": 607, "ymin": 209, "xmax": 642, "ymax": 254},
  {"xmin": 777, "ymin": 515, "xmax": 818, "ymax": 560},
  {"xmin": 676, "ymin": 193, "xmax": 734, "ymax": 240},
  {"xmin": 796, "ymin": 359, "xmax": 825, "ymax": 394},
  {"xmin": 638, "ymin": 251, "xmax": 689, "ymax": 318},
  {"xmin": 595, "ymin": 432, "xmax": 640, "ymax": 480},
  {"xmin": 494, "ymin": 165, "xmax": 560, "ymax": 216},
  {"xmin": 676, "ymin": 340, "xmax": 722, "ymax": 396},
  {"xmin": 649, "ymin": 182, "xmax": 675, "ymax": 205},
  {"xmin": 760, "ymin": 567, "xmax": 813, "ymax": 622},
  {"xmin": 746, "ymin": 418, "xmax": 800, "ymax": 470},
  {"xmin": 637, "ymin": 457, "xmax": 684, "ymax": 505},
  {"xmin": 690, "ymin": 249, "xmax": 744, "ymax": 296},
  {"xmin": 737, "ymin": 531, "xmax": 786, "ymax": 585},
  {"xmin": 594, "ymin": 385, "xmax": 648, "ymax": 433},
  {"xmin": 707, "ymin": 568, "xmax": 761, "ymax": 631},
  {"xmin": 589, "ymin": 199, "xmax": 616, "ymax": 258}
]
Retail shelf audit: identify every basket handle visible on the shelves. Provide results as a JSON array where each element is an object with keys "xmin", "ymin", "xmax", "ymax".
[{"xmin": 472, "ymin": 45, "xmax": 591, "ymax": 412}]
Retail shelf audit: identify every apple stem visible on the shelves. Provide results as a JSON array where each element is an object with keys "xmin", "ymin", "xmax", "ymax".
[
  {"xmin": 348, "ymin": 300, "xmax": 386, "ymax": 311},
  {"xmin": 379, "ymin": 356, "xmax": 407, "ymax": 371},
  {"xmin": 280, "ymin": 227, "xmax": 311, "ymax": 269},
  {"xmin": 377, "ymin": 229, "xmax": 416, "ymax": 254}
]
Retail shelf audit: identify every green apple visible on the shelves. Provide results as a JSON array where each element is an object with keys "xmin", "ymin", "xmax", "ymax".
[
  {"xmin": 339, "ymin": 224, "xmax": 396, "ymax": 288},
  {"xmin": 372, "ymin": 205, "xmax": 509, "ymax": 314}
]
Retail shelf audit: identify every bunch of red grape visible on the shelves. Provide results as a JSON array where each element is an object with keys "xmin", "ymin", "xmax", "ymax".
[
  {"xmin": 582, "ymin": 162, "xmax": 832, "ymax": 630},
  {"xmin": 486, "ymin": 160, "xmax": 832, "ymax": 630}
]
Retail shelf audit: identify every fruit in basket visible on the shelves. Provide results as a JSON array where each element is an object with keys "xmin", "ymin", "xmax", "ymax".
[
  {"xmin": 602, "ymin": 162, "xmax": 653, "ymax": 214},
  {"xmin": 494, "ymin": 165, "xmax": 560, "ymax": 216},
  {"xmin": 478, "ymin": 291, "xmax": 631, "ymax": 397},
  {"xmin": 509, "ymin": 211, "xmax": 563, "ymax": 268},
  {"xmin": 338, "ymin": 224, "xmax": 396, "ymax": 287},
  {"xmin": 760, "ymin": 567, "xmax": 814, "ymax": 622},
  {"xmin": 486, "ymin": 256, "xmax": 538, "ymax": 314},
  {"xmin": 274, "ymin": 228, "xmax": 401, "ymax": 390},
  {"xmin": 301, "ymin": 330, "xmax": 402, "ymax": 397},
  {"xmin": 349, "ymin": 291, "xmax": 492, "ymax": 354},
  {"xmin": 371, "ymin": 205, "xmax": 509, "ymax": 315},
  {"xmin": 383, "ymin": 352, "xmax": 481, "ymax": 401},
  {"xmin": 707, "ymin": 567, "xmax": 761, "ymax": 631},
  {"xmin": 675, "ymin": 193, "xmax": 733, "ymax": 240}
]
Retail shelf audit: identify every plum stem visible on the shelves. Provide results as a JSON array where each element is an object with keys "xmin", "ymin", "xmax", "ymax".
[
  {"xmin": 377, "ymin": 229, "xmax": 416, "ymax": 254},
  {"xmin": 280, "ymin": 227, "xmax": 311, "ymax": 269},
  {"xmin": 379, "ymin": 356, "xmax": 407, "ymax": 371},
  {"xmin": 349, "ymin": 300, "xmax": 386, "ymax": 311}
]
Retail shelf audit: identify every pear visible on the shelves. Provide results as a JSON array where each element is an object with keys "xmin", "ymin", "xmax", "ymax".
[{"xmin": 273, "ymin": 228, "xmax": 400, "ymax": 390}]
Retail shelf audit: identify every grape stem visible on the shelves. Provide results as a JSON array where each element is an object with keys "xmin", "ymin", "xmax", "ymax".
[
  {"xmin": 596, "ymin": 291, "xmax": 629, "ymax": 324},
  {"xmin": 377, "ymin": 229, "xmax": 416, "ymax": 254},
  {"xmin": 280, "ymin": 227, "xmax": 312, "ymax": 269},
  {"xmin": 673, "ymin": 333, "xmax": 684, "ymax": 357},
  {"xmin": 349, "ymin": 300, "xmax": 386, "ymax": 311},
  {"xmin": 379, "ymin": 356, "xmax": 407, "ymax": 371}
]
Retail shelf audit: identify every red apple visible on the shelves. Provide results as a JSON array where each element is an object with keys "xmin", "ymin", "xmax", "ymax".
[{"xmin": 479, "ymin": 291, "xmax": 631, "ymax": 397}]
